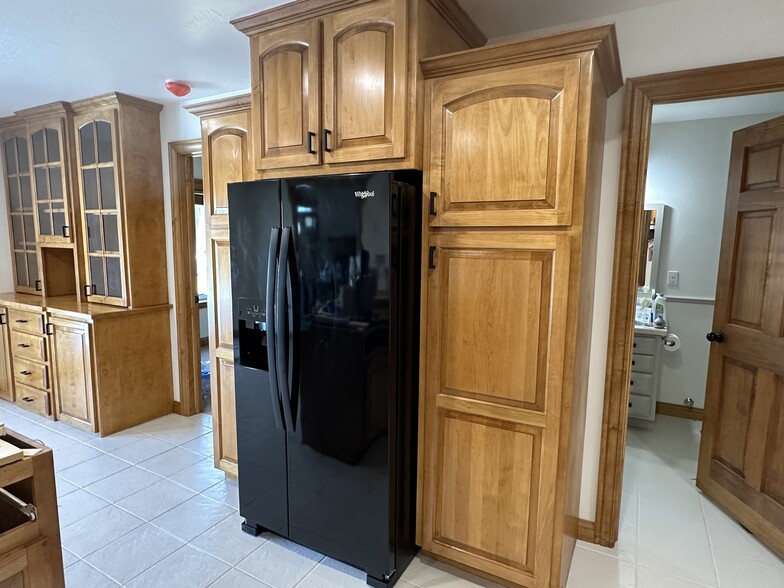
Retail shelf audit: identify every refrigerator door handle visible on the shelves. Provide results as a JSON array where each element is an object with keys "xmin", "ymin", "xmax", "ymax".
[
  {"xmin": 286, "ymin": 228, "xmax": 300, "ymax": 433},
  {"xmin": 276, "ymin": 227, "xmax": 296, "ymax": 432},
  {"xmin": 266, "ymin": 227, "xmax": 285, "ymax": 431}
]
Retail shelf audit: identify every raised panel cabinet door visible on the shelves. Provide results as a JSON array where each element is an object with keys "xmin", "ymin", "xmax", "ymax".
[
  {"xmin": 426, "ymin": 59, "xmax": 581, "ymax": 227},
  {"xmin": 419, "ymin": 231, "xmax": 571, "ymax": 587},
  {"xmin": 0, "ymin": 307, "xmax": 13, "ymax": 402},
  {"xmin": 252, "ymin": 20, "xmax": 321, "ymax": 170},
  {"xmin": 697, "ymin": 115, "xmax": 784, "ymax": 560},
  {"xmin": 202, "ymin": 110, "xmax": 252, "ymax": 226},
  {"xmin": 29, "ymin": 118, "xmax": 72, "ymax": 244},
  {"xmin": 322, "ymin": 0, "xmax": 407, "ymax": 164},
  {"xmin": 50, "ymin": 317, "xmax": 96, "ymax": 432},
  {"xmin": 75, "ymin": 110, "xmax": 128, "ymax": 307}
]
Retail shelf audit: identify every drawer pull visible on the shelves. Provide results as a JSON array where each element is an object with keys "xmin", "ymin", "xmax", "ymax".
[
  {"xmin": 22, "ymin": 396, "xmax": 34, "ymax": 403},
  {"xmin": 20, "ymin": 370, "xmax": 32, "ymax": 376},
  {"xmin": 18, "ymin": 343, "xmax": 31, "ymax": 348},
  {"xmin": 632, "ymin": 360, "xmax": 635, "ymax": 366},
  {"xmin": 15, "ymin": 319, "xmax": 28, "ymax": 324},
  {"xmin": 630, "ymin": 380, "xmax": 634, "ymax": 386},
  {"xmin": 0, "ymin": 313, "xmax": 6, "ymax": 325}
]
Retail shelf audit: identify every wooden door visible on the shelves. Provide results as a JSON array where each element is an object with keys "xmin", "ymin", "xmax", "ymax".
[
  {"xmin": 0, "ymin": 307, "xmax": 12, "ymax": 402},
  {"xmin": 697, "ymin": 114, "xmax": 784, "ymax": 559},
  {"xmin": 425, "ymin": 59, "xmax": 580, "ymax": 228},
  {"xmin": 322, "ymin": 0, "xmax": 407, "ymax": 164},
  {"xmin": 252, "ymin": 20, "xmax": 321, "ymax": 170},
  {"xmin": 50, "ymin": 316, "xmax": 96, "ymax": 432},
  {"xmin": 418, "ymin": 231, "xmax": 571, "ymax": 587},
  {"xmin": 28, "ymin": 117, "xmax": 73, "ymax": 244},
  {"xmin": 74, "ymin": 110, "xmax": 128, "ymax": 306},
  {"xmin": 201, "ymin": 108, "xmax": 252, "ymax": 476},
  {"xmin": 2, "ymin": 126, "xmax": 40, "ymax": 294}
]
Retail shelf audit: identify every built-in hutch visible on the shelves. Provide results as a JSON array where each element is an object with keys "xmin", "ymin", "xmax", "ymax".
[{"xmin": 0, "ymin": 93, "xmax": 173, "ymax": 436}]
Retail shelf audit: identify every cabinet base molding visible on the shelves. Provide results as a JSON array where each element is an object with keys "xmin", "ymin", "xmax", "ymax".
[
  {"xmin": 419, "ymin": 549, "xmax": 521, "ymax": 588},
  {"xmin": 219, "ymin": 458, "xmax": 238, "ymax": 479},
  {"xmin": 172, "ymin": 400, "xmax": 182, "ymax": 415},
  {"xmin": 655, "ymin": 401, "xmax": 704, "ymax": 421},
  {"xmin": 576, "ymin": 518, "xmax": 596, "ymax": 544}
]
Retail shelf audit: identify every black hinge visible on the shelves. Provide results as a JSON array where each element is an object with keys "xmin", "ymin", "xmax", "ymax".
[
  {"xmin": 428, "ymin": 246, "xmax": 436, "ymax": 269},
  {"xmin": 429, "ymin": 192, "xmax": 437, "ymax": 216}
]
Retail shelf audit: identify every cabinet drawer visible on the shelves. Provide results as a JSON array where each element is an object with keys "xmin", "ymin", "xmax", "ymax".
[
  {"xmin": 7, "ymin": 309, "xmax": 44, "ymax": 336},
  {"xmin": 10, "ymin": 330, "xmax": 47, "ymax": 363},
  {"xmin": 629, "ymin": 371, "xmax": 653, "ymax": 396},
  {"xmin": 628, "ymin": 393, "xmax": 653, "ymax": 420},
  {"xmin": 12, "ymin": 357, "xmax": 50, "ymax": 392},
  {"xmin": 14, "ymin": 382, "xmax": 51, "ymax": 417},
  {"xmin": 632, "ymin": 335, "xmax": 658, "ymax": 356},
  {"xmin": 630, "ymin": 353, "xmax": 655, "ymax": 373}
]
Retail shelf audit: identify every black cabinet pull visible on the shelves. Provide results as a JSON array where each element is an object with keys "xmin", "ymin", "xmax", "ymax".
[
  {"xmin": 630, "ymin": 380, "xmax": 634, "ymax": 386},
  {"xmin": 35, "ymin": 280, "xmax": 42, "ymax": 292},
  {"xmin": 20, "ymin": 370, "xmax": 32, "ymax": 376},
  {"xmin": 62, "ymin": 225, "xmax": 70, "ymax": 238},
  {"xmin": 15, "ymin": 319, "xmax": 28, "ymax": 324},
  {"xmin": 306, "ymin": 131, "xmax": 316, "ymax": 154},
  {"xmin": 84, "ymin": 284, "xmax": 91, "ymax": 297},
  {"xmin": 429, "ymin": 192, "xmax": 437, "ymax": 216},
  {"xmin": 632, "ymin": 360, "xmax": 636, "ymax": 366},
  {"xmin": 323, "ymin": 128, "xmax": 332, "ymax": 153},
  {"xmin": 46, "ymin": 323, "xmax": 54, "ymax": 336},
  {"xmin": 22, "ymin": 396, "xmax": 33, "ymax": 403},
  {"xmin": 17, "ymin": 343, "xmax": 30, "ymax": 348},
  {"xmin": 428, "ymin": 246, "xmax": 436, "ymax": 269},
  {"xmin": 0, "ymin": 313, "xmax": 6, "ymax": 325}
]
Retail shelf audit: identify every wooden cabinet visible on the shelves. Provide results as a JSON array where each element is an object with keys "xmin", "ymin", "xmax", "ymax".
[
  {"xmin": 72, "ymin": 93, "xmax": 167, "ymax": 308},
  {"xmin": 49, "ymin": 316, "xmax": 95, "ymax": 431},
  {"xmin": 233, "ymin": 0, "xmax": 486, "ymax": 176},
  {"xmin": 0, "ymin": 307, "xmax": 12, "ymax": 402},
  {"xmin": 3, "ymin": 306, "xmax": 51, "ymax": 418},
  {"xmin": 417, "ymin": 27, "xmax": 622, "ymax": 588},
  {"xmin": 184, "ymin": 96, "xmax": 254, "ymax": 476}
]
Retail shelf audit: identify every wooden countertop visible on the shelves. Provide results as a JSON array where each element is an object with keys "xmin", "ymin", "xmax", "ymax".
[{"xmin": 0, "ymin": 293, "xmax": 171, "ymax": 323}]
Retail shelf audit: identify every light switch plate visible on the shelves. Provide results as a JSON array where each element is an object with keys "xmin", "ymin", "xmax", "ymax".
[{"xmin": 667, "ymin": 270, "xmax": 679, "ymax": 286}]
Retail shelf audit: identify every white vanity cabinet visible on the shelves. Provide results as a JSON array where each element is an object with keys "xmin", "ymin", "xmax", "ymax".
[{"xmin": 629, "ymin": 329, "xmax": 663, "ymax": 422}]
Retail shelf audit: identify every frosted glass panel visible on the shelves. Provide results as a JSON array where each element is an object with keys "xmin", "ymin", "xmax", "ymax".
[
  {"xmin": 96, "ymin": 121, "xmax": 113, "ymax": 163},
  {"xmin": 46, "ymin": 128, "xmax": 60, "ymax": 162},
  {"xmin": 80, "ymin": 123, "xmax": 96, "ymax": 166},
  {"xmin": 83, "ymin": 169, "xmax": 99, "ymax": 209}
]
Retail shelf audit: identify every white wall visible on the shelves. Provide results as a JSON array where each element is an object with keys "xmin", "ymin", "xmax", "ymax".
[
  {"xmin": 492, "ymin": 0, "xmax": 784, "ymax": 520},
  {"xmin": 646, "ymin": 113, "xmax": 782, "ymax": 409},
  {"xmin": 199, "ymin": 306, "xmax": 209, "ymax": 340}
]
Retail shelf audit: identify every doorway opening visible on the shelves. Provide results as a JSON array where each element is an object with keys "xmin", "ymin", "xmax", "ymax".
[
  {"xmin": 168, "ymin": 139, "xmax": 207, "ymax": 417},
  {"xmin": 590, "ymin": 58, "xmax": 784, "ymax": 586}
]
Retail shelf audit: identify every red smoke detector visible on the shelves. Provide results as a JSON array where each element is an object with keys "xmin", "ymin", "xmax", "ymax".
[{"xmin": 165, "ymin": 80, "xmax": 191, "ymax": 97}]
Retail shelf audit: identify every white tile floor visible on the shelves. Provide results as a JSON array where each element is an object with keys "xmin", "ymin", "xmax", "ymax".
[{"xmin": 2, "ymin": 402, "xmax": 783, "ymax": 587}]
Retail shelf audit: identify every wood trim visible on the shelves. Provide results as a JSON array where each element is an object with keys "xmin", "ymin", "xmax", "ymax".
[
  {"xmin": 168, "ymin": 139, "xmax": 202, "ymax": 418},
  {"xmin": 656, "ymin": 401, "xmax": 704, "ymax": 421},
  {"xmin": 420, "ymin": 0, "xmax": 486, "ymax": 47},
  {"xmin": 420, "ymin": 23, "xmax": 622, "ymax": 97},
  {"xmin": 184, "ymin": 94, "xmax": 252, "ymax": 117},
  {"xmin": 70, "ymin": 92, "xmax": 163, "ymax": 114},
  {"xmin": 172, "ymin": 400, "xmax": 182, "ymax": 415},
  {"xmin": 595, "ymin": 56, "xmax": 784, "ymax": 548},
  {"xmin": 577, "ymin": 518, "xmax": 596, "ymax": 543}
]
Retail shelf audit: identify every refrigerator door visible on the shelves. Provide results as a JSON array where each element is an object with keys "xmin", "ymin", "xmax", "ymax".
[
  {"xmin": 282, "ymin": 174, "xmax": 395, "ymax": 579},
  {"xmin": 228, "ymin": 179, "xmax": 289, "ymax": 537}
]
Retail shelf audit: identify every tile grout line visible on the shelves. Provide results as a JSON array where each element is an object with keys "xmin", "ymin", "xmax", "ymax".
[{"xmin": 698, "ymin": 495, "xmax": 723, "ymax": 588}]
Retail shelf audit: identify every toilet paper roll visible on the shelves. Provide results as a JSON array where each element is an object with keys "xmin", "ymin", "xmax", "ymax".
[{"xmin": 662, "ymin": 333, "xmax": 681, "ymax": 352}]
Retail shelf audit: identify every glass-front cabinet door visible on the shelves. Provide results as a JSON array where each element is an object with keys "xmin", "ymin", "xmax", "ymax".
[
  {"xmin": 76, "ymin": 115, "xmax": 126, "ymax": 306},
  {"xmin": 30, "ymin": 119, "xmax": 71, "ymax": 243},
  {"xmin": 2, "ymin": 130, "xmax": 40, "ymax": 293}
]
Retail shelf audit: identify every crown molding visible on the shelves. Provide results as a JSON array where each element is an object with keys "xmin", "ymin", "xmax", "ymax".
[{"xmin": 184, "ymin": 94, "xmax": 252, "ymax": 117}]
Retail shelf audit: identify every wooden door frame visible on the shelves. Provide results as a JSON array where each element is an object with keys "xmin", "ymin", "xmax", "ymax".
[
  {"xmin": 593, "ymin": 56, "xmax": 784, "ymax": 547},
  {"xmin": 169, "ymin": 139, "xmax": 202, "ymax": 416}
]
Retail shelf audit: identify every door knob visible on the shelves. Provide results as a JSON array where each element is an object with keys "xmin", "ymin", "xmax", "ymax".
[{"xmin": 706, "ymin": 331, "xmax": 725, "ymax": 343}]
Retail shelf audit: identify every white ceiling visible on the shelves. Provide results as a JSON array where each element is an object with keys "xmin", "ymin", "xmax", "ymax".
[{"xmin": 652, "ymin": 92, "xmax": 784, "ymax": 124}]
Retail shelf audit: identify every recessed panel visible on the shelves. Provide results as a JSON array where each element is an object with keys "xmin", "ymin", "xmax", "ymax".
[
  {"xmin": 714, "ymin": 359, "xmax": 755, "ymax": 476},
  {"xmin": 262, "ymin": 47, "xmax": 305, "ymax": 150},
  {"xmin": 744, "ymin": 144, "xmax": 782, "ymax": 190},
  {"xmin": 335, "ymin": 27, "xmax": 390, "ymax": 141},
  {"xmin": 209, "ymin": 132, "xmax": 245, "ymax": 215},
  {"xmin": 434, "ymin": 410, "xmax": 539, "ymax": 572},
  {"xmin": 764, "ymin": 375, "xmax": 784, "ymax": 505},
  {"xmin": 218, "ymin": 357, "xmax": 238, "ymax": 462},
  {"xmin": 445, "ymin": 92, "xmax": 554, "ymax": 206},
  {"xmin": 442, "ymin": 251, "xmax": 552, "ymax": 410},
  {"xmin": 729, "ymin": 211, "xmax": 774, "ymax": 329},
  {"xmin": 55, "ymin": 325, "xmax": 91, "ymax": 422},
  {"xmin": 213, "ymin": 238, "xmax": 233, "ymax": 350}
]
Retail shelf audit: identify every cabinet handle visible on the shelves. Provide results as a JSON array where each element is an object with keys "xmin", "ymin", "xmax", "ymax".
[
  {"xmin": 22, "ymin": 396, "xmax": 33, "ymax": 403},
  {"xmin": 46, "ymin": 323, "xmax": 54, "ymax": 336},
  {"xmin": 84, "ymin": 284, "xmax": 91, "ymax": 297},
  {"xmin": 35, "ymin": 280, "xmax": 42, "ymax": 292},
  {"xmin": 15, "ymin": 319, "xmax": 28, "ymax": 324},
  {"xmin": 632, "ymin": 360, "xmax": 636, "ymax": 366},
  {"xmin": 17, "ymin": 343, "xmax": 30, "ymax": 348},
  {"xmin": 62, "ymin": 225, "xmax": 70, "ymax": 238},
  {"xmin": 20, "ymin": 371, "xmax": 32, "ymax": 376},
  {"xmin": 306, "ymin": 131, "xmax": 317, "ymax": 155},
  {"xmin": 0, "ymin": 313, "xmax": 6, "ymax": 325},
  {"xmin": 323, "ymin": 129, "xmax": 332, "ymax": 153},
  {"xmin": 429, "ymin": 192, "xmax": 437, "ymax": 216},
  {"xmin": 630, "ymin": 380, "xmax": 634, "ymax": 386},
  {"xmin": 428, "ymin": 246, "xmax": 436, "ymax": 269}
]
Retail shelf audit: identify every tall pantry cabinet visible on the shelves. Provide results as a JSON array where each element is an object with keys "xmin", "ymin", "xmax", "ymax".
[{"xmin": 416, "ymin": 27, "xmax": 622, "ymax": 588}]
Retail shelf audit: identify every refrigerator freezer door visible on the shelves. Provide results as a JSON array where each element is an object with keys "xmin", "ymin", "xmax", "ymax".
[
  {"xmin": 228, "ymin": 179, "xmax": 289, "ymax": 537},
  {"xmin": 282, "ymin": 173, "xmax": 395, "ymax": 579}
]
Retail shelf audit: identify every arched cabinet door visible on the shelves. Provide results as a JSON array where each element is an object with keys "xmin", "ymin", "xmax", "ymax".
[
  {"xmin": 322, "ymin": 0, "xmax": 407, "ymax": 164},
  {"xmin": 204, "ymin": 124, "xmax": 251, "ymax": 223},
  {"xmin": 426, "ymin": 59, "xmax": 581, "ymax": 227},
  {"xmin": 253, "ymin": 20, "xmax": 321, "ymax": 171}
]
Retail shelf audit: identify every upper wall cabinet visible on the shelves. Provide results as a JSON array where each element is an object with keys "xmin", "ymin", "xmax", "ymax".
[
  {"xmin": 1, "ymin": 125, "xmax": 39, "ymax": 293},
  {"xmin": 232, "ymin": 0, "xmax": 487, "ymax": 176},
  {"xmin": 72, "ymin": 93, "xmax": 168, "ymax": 308}
]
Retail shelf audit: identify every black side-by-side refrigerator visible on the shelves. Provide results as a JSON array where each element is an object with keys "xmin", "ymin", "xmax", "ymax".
[{"xmin": 228, "ymin": 171, "xmax": 421, "ymax": 587}]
